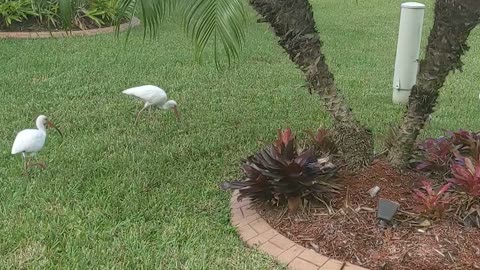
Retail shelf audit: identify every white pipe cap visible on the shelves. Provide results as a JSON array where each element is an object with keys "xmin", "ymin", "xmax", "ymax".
[{"xmin": 401, "ymin": 2, "xmax": 425, "ymax": 9}]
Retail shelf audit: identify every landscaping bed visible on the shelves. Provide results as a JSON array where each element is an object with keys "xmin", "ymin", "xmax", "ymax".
[
  {"xmin": 256, "ymin": 160, "xmax": 480, "ymax": 269},
  {"xmin": 224, "ymin": 128, "xmax": 480, "ymax": 270},
  {"xmin": 0, "ymin": 17, "xmax": 129, "ymax": 32},
  {"xmin": 0, "ymin": 0, "xmax": 133, "ymax": 34}
]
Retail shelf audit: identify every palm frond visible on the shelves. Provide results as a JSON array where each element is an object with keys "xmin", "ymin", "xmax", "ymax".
[
  {"xmin": 182, "ymin": 0, "xmax": 246, "ymax": 69},
  {"xmin": 116, "ymin": 0, "xmax": 175, "ymax": 39},
  {"xmin": 54, "ymin": 0, "xmax": 246, "ymax": 69}
]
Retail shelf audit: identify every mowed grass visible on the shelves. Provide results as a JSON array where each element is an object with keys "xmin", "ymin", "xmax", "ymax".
[{"xmin": 0, "ymin": 0, "xmax": 479, "ymax": 268}]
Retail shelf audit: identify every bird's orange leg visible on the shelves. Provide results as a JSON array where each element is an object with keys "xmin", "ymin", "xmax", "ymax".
[
  {"xmin": 135, "ymin": 111, "xmax": 142, "ymax": 124},
  {"xmin": 134, "ymin": 104, "xmax": 149, "ymax": 124},
  {"xmin": 30, "ymin": 155, "xmax": 47, "ymax": 169},
  {"xmin": 30, "ymin": 162, "xmax": 47, "ymax": 169},
  {"xmin": 24, "ymin": 155, "xmax": 47, "ymax": 170}
]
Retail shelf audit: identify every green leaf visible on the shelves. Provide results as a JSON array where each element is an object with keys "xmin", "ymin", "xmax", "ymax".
[
  {"xmin": 58, "ymin": 0, "xmax": 73, "ymax": 30},
  {"xmin": 116, "ymin": 0, "xmax": 175, "ymax": 39},
  {"xmin": 42, "ymin": 0, "xmax": 246, "ymax": 69},
  {"xmin": 182, "ymin": 0, "xmax": 246, "ymax": 69},
  {"xmin": 115, "ymin": 0, "xmax": 246, "ymax": 68}
]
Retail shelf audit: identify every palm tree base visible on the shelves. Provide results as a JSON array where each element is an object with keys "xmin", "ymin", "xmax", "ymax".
[{"xmin": 388, "ymin": 0, "xmax": 480, "ymax": 168}]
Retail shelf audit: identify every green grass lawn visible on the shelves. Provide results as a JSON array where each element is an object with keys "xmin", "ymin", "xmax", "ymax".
[{"xmin": 1, "ymin": 0, "xmax": 479, "ymax": 269}]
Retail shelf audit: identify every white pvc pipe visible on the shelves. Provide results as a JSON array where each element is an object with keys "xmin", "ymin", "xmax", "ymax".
[{"xmin": 392, "ymin": 2, "xmax": 425, "ymax": 104}]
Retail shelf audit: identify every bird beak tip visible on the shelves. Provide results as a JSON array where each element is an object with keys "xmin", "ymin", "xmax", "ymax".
[{"xmin": 173, "ymin": 106, "xmax": 180, "ymax": 121}]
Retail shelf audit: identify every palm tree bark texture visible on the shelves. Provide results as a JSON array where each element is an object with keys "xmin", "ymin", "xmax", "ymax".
[
  {"xmin": 249, "ymin": 0, "xmax": 373, "ymax": 170},
  {"xmin": 388, "ymin": 0, "xmax": 480, "ymax": 167}
]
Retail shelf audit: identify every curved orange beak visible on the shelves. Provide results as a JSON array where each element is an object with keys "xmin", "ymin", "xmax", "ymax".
[
  {"xmin": 47, "ymin": 121, "xmax": 63, "ymax": 137},
  {"xmin": 172, "ymin": 106, "xmax": 180, "ymax": 121}
]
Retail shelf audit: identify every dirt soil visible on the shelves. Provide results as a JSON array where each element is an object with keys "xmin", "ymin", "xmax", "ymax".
[{"xmin": 256, "ymin": 160, "xmax": 480, "ymax": 270}]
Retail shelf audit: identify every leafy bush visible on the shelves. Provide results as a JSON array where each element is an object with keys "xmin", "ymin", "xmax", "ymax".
[
  {"xmin": 447, "ymin": 130, "xmax": 480, "ymax": 161},
  {"xmin": 221, "ymin": 128, "xmax": 339, "ymax": 212},
  {"xmin": 413, "ymin": 130, "xmax": 480, "ymax": 174},
  {"xmin": 414, "ymin": 137, "xmax": 455, "ymax": 173},
  {"xmin": 0, "ymin": 0, "xmax": 132, "ymax": 29},
  {"xmin": 413, "ymin": 180, "xmax": 453, "ymax": 218},
  {"xmin": 0, "ymin": 0, "xmax": 37, "ymax": 26},
  {"xmin": 33, "ymin": 0, "xmax": 60, "ymax": 27},
  {"xmin": 449, "ymin": 157, "xmax": 480, "ymax": 197},
  {"xmin": 409, "ymin": 130, "xmax": 480, "ymax": 224}
]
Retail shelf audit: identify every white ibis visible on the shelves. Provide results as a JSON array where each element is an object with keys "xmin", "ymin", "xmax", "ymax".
[
  {"xmin": 11, "ymin": 115, "xmax": 63, "ymax": 175},
  {"xmin": 122, "ymin": 85, "xmax": 180, "ymax": 123}
]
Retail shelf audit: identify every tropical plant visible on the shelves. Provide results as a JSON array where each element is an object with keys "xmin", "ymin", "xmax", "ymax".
[
  {"xmin": 0, "ymin": 0, "xmax": 131, "ymax": 29},
  {"xmin": 387, "ymin": 1, "xmax": 480, "ymax": 167},
  {"xmin": 448, "ymin": 130, "xmax": 480, "ymax": 161},
  {"xmin": 413, "ymin": 180, "xmax": 453, "ymax": 218},
  {"xmin": 414, "ymin": 137, "xmax": 456, "ymax": 173},
  {"xmin": 248, "ymin": 0, "xmax": 374, "ymax": 169},
  {"xmin": 413, "ymin": 130, "xmax": 480, "ymax": 174},
  {"xmin": 221, "ymin": 128, "xmax": 339, "ymax": 213},
  {"xmin": 449, "ymin": 157, "xmax": 480, "ymax": 197},
  {"xmin": 89, "ymin": 0, "xmax": 123, "ymax": 23},
  {"xmin": 0, "ymin": 0, "xmax": 37, "ymax": 27},
  {"xmin": 447, "ymin": 156, "xmax": 480, "ymax": 227},
  {"xmin": 33, "ymin": 0, "xmax": 60, "ymax": 27},
  {"xmin": 68, "ymin": 0, "xmax": 131, "ymax": 29}
]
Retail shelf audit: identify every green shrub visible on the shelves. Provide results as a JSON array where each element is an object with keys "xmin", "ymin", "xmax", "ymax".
[
  {"xmin": 0, "ymin": 0, "xmax": 132, "ymax": 29},
  {"xmin": 0, "ymin": 0, "xmax": 37, "ymax": 26}
]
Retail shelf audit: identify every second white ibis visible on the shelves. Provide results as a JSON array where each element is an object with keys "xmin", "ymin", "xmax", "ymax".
[{"xmin": 122, "ymin": 85, "xmax": 180, "ymax": 123}]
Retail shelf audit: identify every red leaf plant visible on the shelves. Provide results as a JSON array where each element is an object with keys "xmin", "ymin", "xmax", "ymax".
[
  {"xmin": 413, "ymin": 180, "xmax": 453, "ymax": 218},
  {"xmin": 449, "ymin": 157, "xmax": 480, "ymax": 197}
]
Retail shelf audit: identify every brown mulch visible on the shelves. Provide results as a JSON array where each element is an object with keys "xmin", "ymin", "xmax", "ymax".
[{"xmin": 256, "ymin": 160, "xmax": 480, "ymax": 270}]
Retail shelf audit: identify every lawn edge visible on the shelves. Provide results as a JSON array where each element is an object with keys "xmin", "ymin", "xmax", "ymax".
[
  {"xmin": 0, "ymin": 17, "xmax": 141, "ymax": 39},
  {"xmin": 230, "ymin": 190, "xmax": 369, "ymax": 270}
]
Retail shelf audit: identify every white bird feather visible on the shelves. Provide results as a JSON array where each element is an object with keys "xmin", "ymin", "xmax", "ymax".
[
  {"xmin": 11, "ymin": 115, "xmax": 62, "ymax": 175},
  {"xmin": 122, "ymin": 85, "xmax": 168, "ymax": 106},
  {"xmin": 11, "ymin": 129, "xmax": 46, "ymax": 155}
]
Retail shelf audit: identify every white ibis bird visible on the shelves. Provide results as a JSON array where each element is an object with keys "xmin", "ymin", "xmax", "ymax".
[
  {"xmin": 11, "ymin": 115, "xmax": 63, "ymax": 175},
  {"xmin": 122, "ymin": 85, "xmax": 180, "ymax": 123}
]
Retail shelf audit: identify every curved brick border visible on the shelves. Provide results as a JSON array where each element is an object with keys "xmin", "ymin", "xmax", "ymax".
[
  {"xmin": 0, "ymin": 17, "xmax": 140, "ymax": 39},
  {"xmin": 230, "ymin": 190, "xmax": 369, "ymax": 270}
]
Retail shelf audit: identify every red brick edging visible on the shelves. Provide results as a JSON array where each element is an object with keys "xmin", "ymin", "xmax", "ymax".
[
  {"xmin": 0, "ymin": 17, "xmax": 140, "ymax": 39},
  {"xmin": 231, "ymin": 190, "xmax": 369, "ymax": 270}
]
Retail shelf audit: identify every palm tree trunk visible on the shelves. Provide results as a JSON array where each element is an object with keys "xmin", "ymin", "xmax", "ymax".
[
  {"xmin": 249, "ymin": 0, "xmax": 373, "ymax": 169},
  {"xmin": 388, "ymin": 0, "xmax": 480, "ymax": 167}
]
